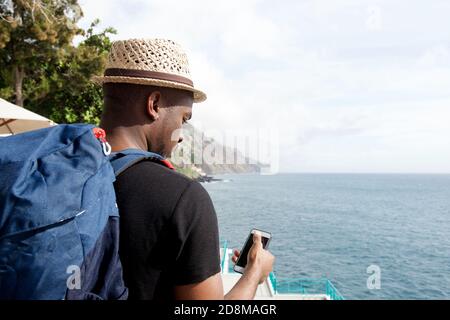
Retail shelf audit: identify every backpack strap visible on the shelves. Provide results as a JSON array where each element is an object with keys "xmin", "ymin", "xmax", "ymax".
[{"xmin": 109, "ymin": 148, "xmax": 175, "ymax": 177}]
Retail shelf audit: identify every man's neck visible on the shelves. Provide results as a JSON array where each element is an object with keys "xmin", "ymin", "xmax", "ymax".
[{"xmin": 101, "ymin": 125, "xmax": 149, "ymax": 152}]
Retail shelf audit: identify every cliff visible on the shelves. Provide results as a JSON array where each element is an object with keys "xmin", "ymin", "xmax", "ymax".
[{"xmin": 170, "ymin": 123, "xmax": 263, "ymax": 179}]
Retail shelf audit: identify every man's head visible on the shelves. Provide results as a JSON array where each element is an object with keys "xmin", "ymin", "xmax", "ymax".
[
  {"xmin": 101, "ymin": 83, "xmax": 193, "ymax": 157},
  {"xmin": 94, "ymin": 38, "xmax": 206, "ymax": 157}
]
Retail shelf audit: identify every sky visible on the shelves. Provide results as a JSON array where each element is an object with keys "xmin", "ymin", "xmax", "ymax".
[{"xmin": 78, "ymin": 0, "xmax": 450, "ymax": 173}]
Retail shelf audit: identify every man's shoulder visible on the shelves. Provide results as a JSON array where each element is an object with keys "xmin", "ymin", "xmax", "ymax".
[
  {"xmin": 114, "ymin": 159, "xmax": 214, "ymax": 221},
  {"xmin": 130, "ymin": 159, "xmax": 192, "ymax": 181},
  {"xmin": 114, "ymin": 159, "xmax": 206, "ymax": 198}
]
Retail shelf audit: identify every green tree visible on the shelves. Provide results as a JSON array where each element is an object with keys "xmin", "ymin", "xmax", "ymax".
[
  {"xmin": 0, "ymin": 0, "xmax": 83, "ymax": 107},
  {"xmin": 36, "ymin": 20, "xmax": 115, "ymax": 124},
  {"xmin": 0, "ymin": 1, "xmax": 115, "ymax": 125}
]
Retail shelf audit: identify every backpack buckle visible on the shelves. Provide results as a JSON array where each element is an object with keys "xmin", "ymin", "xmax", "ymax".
[{"xmin": 93, "ymin": 128, "xmax": 112, "ymax": 156}]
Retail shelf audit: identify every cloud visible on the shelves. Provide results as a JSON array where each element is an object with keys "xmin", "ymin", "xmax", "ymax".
[
  {"xmin": 418, "ymin": 45, "xmax": 450, "ymax": 67},
  {"xmin": 78, "ymin": 0, "xmax": 450, "ymax": 173}
]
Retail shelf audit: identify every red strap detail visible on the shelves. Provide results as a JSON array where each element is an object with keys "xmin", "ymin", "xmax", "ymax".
[
  {"xmin": 93, "ymin": 127, "xmax": 107, "ymax": 143},
  {"xmin": 160, "ymin": 159, "xmax": 175, "ymax": 170}
]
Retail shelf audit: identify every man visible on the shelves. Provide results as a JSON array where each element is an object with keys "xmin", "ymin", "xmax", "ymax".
[{"xmin": 96, "ymin": 39, "xmax": 274, "ymax": 300}]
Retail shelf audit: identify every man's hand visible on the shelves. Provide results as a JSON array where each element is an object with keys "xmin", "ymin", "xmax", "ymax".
[
  {"xmin": 175, "ymin": 233, "xmax": 275, "ymax": 300},
  {"xmin": 231, "ymin": 249, "xmax": 240, "ymax": 264},
  {"xmin": 246, "ymin": 232, "xmax": 275, "ymax": 284},
  {"xmin": 232, "ymin": 232, "xmax": 275, "ymax": 284}
]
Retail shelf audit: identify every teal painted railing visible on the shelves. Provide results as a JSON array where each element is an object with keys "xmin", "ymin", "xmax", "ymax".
[
  {"xmin": 219, "ymin": 241, "xmax": 344, "ymax": 300},
  {"xmin": 274, "ymin": 277, "xmax": 344, "ymax": 300},
  {"xmin": 269, "ymin": 272, "xmax": 277, "ymax": 293},
  {"xmin": 220, "ymin": 240, "xmax": 228, "ymax": 272},
  {"xmin": 325, "ymin": 279, "xmax": 344, "ymax": 300}
]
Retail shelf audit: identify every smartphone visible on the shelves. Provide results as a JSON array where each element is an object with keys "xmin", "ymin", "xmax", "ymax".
[{"xmin": 233, "ymin": 229, "xmax": 271, "ymax": 274}]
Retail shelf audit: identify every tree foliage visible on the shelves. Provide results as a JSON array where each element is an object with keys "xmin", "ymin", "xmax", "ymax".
[{"xmin": 0, "ymin": 0, "xmax": 115, "ymax": 125}]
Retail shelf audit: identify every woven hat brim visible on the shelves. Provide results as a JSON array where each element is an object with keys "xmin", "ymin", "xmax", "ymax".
[{"xmin": 92, "ymin": 75, "xmax": 207, "ymax": 103}]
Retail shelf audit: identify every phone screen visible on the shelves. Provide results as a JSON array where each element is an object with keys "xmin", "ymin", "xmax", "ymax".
[{"xmin": 236, "ymin": 232, "xmax": 270, "ymax": 269}]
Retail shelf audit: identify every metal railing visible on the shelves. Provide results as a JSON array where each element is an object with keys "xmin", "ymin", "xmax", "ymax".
[
  {"xmin": 219, "ymin": 241, "xmax": 344, "ymax": 300},
  {"xmin": 273, "ymin": 277, "xmax": 344, "ymax": 300},
  {"xmin": 220, "ymin": 240, "xmax": 228, "ymax": 272},
  {"xmin": 269, "ymin": 272, "xmax": 277, "ymax": 294},
  {"xmin": 326, "ymin": 279, "xmax": 344, "ymax": 300}
]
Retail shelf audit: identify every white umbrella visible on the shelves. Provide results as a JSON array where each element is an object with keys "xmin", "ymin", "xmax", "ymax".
[{"xmin": 0, "ymin": 98, "xmax": 55, "ymax": 135}]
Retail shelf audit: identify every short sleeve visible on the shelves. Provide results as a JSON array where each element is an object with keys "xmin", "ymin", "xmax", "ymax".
[{"xmin": 169, "ymin": 181, "xmax": 221, "ymax": 285}]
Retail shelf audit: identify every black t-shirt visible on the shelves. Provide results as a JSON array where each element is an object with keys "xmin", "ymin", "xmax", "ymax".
[{"xmin": 113, "ymin": 160, "xmax": 221, "ymax": 300}]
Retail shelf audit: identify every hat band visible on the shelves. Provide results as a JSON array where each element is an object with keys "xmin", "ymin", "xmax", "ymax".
[{"xmin": 104, "ymin": 68, "xmax": 194, "ymax": 87}]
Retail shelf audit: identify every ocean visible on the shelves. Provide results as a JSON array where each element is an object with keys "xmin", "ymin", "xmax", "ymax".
[{"xmin": 202, "ymin": 173, "xmax": 450, "ymax": 300}]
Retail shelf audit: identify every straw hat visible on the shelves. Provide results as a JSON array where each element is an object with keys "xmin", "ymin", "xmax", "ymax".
[{"xmin": 93, "ymin": 39, "xmax": 207, "ymax": 103}]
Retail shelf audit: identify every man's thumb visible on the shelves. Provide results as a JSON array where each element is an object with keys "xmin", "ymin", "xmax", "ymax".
[{"xmin": 253, "ymin": 231, "xmax": 262, "ymax": 247}]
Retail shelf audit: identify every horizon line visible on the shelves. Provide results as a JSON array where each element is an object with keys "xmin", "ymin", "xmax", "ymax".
[{"xmin": 276, "ymin": 172, "xmax": 450, "ymax": 175}]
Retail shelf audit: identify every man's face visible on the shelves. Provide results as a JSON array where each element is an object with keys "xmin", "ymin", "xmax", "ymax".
[
  {"xmin": 148, "ymin": 89, "xmax": 193, "ymax": 157},
  {"xmin": 157, "ymin": 105, "xmax": 192, "ymax": 157}
]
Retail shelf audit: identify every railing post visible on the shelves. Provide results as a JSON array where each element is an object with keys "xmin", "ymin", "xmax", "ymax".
[
  {"xmin": 220, "ymin": 240, "xmax": 228, "ymax": 274},
  {"xmin": 269, "ymin": 272, "xmax": 277, "ymax": 294}
]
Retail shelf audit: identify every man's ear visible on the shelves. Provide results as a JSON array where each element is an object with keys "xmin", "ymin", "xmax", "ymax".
[{"xmin": 146, "ymin": 91, "xmax": 161, "ymax": 121}]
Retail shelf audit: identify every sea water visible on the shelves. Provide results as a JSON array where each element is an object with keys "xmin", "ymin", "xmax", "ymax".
[{"xmin": 203, "ymin": 173, "xmax": 450, "ymax": 299}]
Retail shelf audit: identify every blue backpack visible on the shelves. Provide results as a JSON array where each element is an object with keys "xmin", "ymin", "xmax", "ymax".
[{"xmin": 0, "ymin": 124, "xmax": 172, "ymax": 300}]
